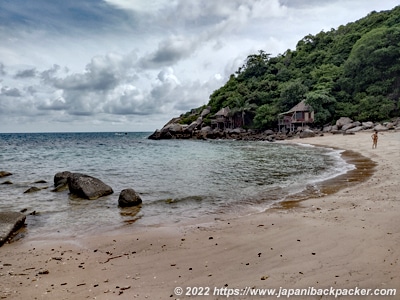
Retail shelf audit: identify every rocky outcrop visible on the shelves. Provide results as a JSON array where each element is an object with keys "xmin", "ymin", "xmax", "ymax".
[
  {"xmin": 151, "ymin": 110, "xmax": 399, "ymax": 141},
  {"xmin": 322, "ymin": 117, "xmax": 398, "ymax": 134},
  {"xmin": 0, "ymin": 212, "xmax": 26, "ymax": 246},
  {"xmin": 118, "ymin": 188, "xmax": 142, "ymax": 207},
  {"xmin": 149, "ymin": 107, "xmax": 211, "ymax": 140},
  {"xmin": 67, "ymin": 173, "xmax": 113, "ymax": 200}
]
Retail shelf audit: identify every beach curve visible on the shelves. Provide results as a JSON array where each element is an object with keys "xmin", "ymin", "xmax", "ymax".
[{"xmin": 0, "ymin": 131, "xmax": 399, "ymax": 299}]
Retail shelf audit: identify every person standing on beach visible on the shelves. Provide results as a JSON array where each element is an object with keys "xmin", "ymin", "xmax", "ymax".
[{"xmin": 371, "ymin": 131, "xmax": 378, "ymax": 149}]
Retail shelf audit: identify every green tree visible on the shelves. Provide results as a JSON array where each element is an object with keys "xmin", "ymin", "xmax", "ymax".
[
  {"xmin": 253, "ymin": 104, "xmax": 279, "ymax": 129},
  {"xmin": 280, "ymin": 80, "xmax": 308, "ymax": 111},
  {"xmin": 305, "ymin": 91, "xmax": 337, "ymax": 126},
  {"xmin": 231, "ymin": 98, "xmax": 257, "ymax": 128},
  {"xmin": 356, "ymin": 95, "xmax": 395, "ymax": 121}
]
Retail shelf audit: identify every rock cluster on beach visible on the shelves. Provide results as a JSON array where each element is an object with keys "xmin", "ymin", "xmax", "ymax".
[
  {"xmin": 323, "ymin": 117, "xmax": 400, "ymax": 134},
  {"xmin": 148, "ymin": 108, "xmax": 400, "ymax": 141},
  {"xmin": 0, "ymin": 170, "xmax": 142, "ymax": 246}
]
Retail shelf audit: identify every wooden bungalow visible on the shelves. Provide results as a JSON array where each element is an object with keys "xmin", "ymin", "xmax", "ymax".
[
  {"xmin": 211, "ymin": 107, "xmax": 232, "ymax": 130},
  {"xmin": 278, "ymin": 100, "xmax": 314, "ymax": 132}
]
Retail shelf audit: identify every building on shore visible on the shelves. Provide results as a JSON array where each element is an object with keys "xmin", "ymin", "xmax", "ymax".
[{"xmin": 278, "ymin": 100, "xmax": 314, "ymax": 132}]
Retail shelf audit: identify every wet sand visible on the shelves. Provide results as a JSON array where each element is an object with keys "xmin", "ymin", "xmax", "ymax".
[{"xmin": 1, "ymin": 131, "xmax": 399, "ymax": 299}]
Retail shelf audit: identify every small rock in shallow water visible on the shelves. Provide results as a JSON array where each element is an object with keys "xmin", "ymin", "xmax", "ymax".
[{"xmin": 24, "ymin": 187, "xmax": 41, "ymax": 194}]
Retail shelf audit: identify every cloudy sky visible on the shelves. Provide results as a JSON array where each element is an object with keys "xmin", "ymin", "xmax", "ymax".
[{"xmin": 0, "ymin": 0, "xmax": 398, "ymax": 133}]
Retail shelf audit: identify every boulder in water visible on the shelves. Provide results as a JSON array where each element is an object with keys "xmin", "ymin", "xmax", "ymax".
[
  {"xmin": 118, "ymin": 188, "xmax": 142, "ymax": 207},
  {"xmin": 67, "ymin": 173, "xmax": 113, "ymax": 200}
]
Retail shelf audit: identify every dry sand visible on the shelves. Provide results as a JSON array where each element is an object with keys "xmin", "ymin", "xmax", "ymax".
[{"xmin": 1, "ymin": 131, "xmax": 399, "ymax": 299}]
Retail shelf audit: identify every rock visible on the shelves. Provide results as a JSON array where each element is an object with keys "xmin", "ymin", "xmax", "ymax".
[
  {"xmin": 160, "ymin": 123, "xmax": 182, "ymax": 135},
  {"xmin": 0, "ymin": 212, "xmax": 26, "ymax": 246},
  {"xmin": 148, "ymin": 129, "xmax": 161, "ymax": 140},
  {"xmin": 67, "ymin": 173, "xmax": 113, "ymax": 200},
  {"xmin": 346, "ymin": 126, "xmax": 363, "ymax": 133},
  {"xmin": 200, "ymin": 107, "xmax": 211, "ymax": 118},
  {"xmin": 54, "ymin": 171, "xmax": 72, "ymax": 187},
  {"xmin": 24, "ymin": 187, "xmax": 41, "ymax": 193},
  {"xmin": 385, "ymin": 122, "xmax": 395, "ymax": 129},
  {"xmin": 362, "ymin": 121, "xmax": 374, "ymax": 129},
  {"xmin": 118, "ymin": 189, "xmax": 142, "ymax": 207},
  {"xmin": 53, "ymin": 171, "xmax": 72, "ymax": 192},
  {"xmin": 34, "ymin": 180, "xmax": 47, "ymax": 184},
  {"xmin": 0, "ymin": 171, "xmax": 12, "ymax": 178},
  {"xmin": 52, "ymin": 184, "xmax": 69, "ymax": 192},
  {"xmin": 201, "ymin": 126, "xmax": 212, "ymax": 133},
  {"xmin": 342, "ymin": 123, "xmax": 357, "ymax": 131},
  {"xmin": 299, "ymin": 129, "xmax": 316, "ymax": 138},
  {"xmin": 231, "ymin": 128, "xmax": 246, "ymax": 134},
  {"xmin": 336, "ymin": 117, "xmax": 353, "ymax": 129},
  {"xmin": 323, "ymin": 125, "xmax": 332, "ymax": 132},
  {"xmin": 374, "ymin": 124, "xmax": 389, "ymax": 132},
  {"xmin": 264, "ymin": 129, "xmax": 274, "ymax": 135},
  {"xmin": 1, "ymin": 180, "xmax": 12, "ymax": 185},
  {"xmin": 185, "ymin": 120, "xmax": 200, "ymax": 132}
]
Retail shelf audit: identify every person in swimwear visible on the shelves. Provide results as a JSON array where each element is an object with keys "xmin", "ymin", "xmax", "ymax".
[{"xmin": 371, "ymin": 130, "xmax": 378, "ymax": 149}]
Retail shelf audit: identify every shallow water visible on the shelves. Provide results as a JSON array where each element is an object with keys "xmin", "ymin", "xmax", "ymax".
[{"xmin": 0, "ymin": 132, "xmax": 354, "ymax": 239}]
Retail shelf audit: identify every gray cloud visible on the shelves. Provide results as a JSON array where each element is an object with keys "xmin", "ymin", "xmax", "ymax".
[
  {"xmin": 0, "ymin": 0, "xmax": 398, "ymax": 132},
  {"xmin": 1, "ymin": 86, "xmax": 22, "ymax": 97},
  {"xmin": 0, "ymin": 63, "xmax": 6, "ymax": 76},
  {"xmin": 14, "ymin": 68, "xmax": 37, "ymax": 78},
  {"xmin": 139, "ymin": 36, "xmax": 197, "ymax": 69},
  {"xmin": 37, "ymin": 98, "xmax": 67, "ymax": 111}
]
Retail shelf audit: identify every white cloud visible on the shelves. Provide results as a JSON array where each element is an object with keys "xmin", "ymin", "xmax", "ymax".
[
  {"xmin": 0, "ymin": 0, "xmax": 398, "ymax": 132},
  {"xmin": 104, "ymin": 0, "xmax": 171, "ymax": 13}
]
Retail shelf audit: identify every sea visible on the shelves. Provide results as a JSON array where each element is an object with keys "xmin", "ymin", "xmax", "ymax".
[{"xmin": 0, "ymin": 132, "xmax": 354, "ymax": 240}]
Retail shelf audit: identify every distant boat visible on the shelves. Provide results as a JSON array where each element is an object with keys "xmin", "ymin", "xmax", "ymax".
[{"xmin": 114, "ymin": 132, "xmax": 128, "ymax": 136}]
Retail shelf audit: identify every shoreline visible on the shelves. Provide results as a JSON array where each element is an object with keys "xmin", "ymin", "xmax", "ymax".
[{"xmin": 1, "ymin": 131, "xmax": 399, "ymax": 299}]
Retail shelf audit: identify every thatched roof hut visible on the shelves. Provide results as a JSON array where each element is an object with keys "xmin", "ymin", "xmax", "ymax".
[{"xmin": 278, "ymin": 100, "xmax": 314, "ymax": 132}]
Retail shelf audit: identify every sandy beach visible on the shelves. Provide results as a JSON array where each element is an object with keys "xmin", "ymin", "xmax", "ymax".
[{"xmin": 1, "ymin": 131, "xmax": 399, "ymax": 299}]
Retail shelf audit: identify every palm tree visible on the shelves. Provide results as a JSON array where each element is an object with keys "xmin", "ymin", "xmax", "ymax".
[{"xmin": 231, "ymin": 97, "xmax": 257, "ymax": 128}]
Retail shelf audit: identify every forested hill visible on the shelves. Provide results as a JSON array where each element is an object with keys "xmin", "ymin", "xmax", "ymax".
[{"xmin": 184, "ymin": 5, "xmax": 400, "ymax": 130}]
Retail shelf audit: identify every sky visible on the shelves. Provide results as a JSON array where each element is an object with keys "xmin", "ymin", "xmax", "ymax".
[{"xmin": 0, "ymin": 0, "xmax": 399, "ymax": 133}]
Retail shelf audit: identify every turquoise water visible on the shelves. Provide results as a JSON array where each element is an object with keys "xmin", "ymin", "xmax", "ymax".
[{"xmin": 0, "ymin": 132, "xmax": 353, "ymax": 239}]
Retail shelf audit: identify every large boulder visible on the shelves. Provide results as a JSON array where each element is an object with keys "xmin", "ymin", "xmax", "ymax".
[
  {"xmin": 336, "ymin": 117, "xmax": 353, "ymax": 129},
  {"xmin": 0, "ymin": 212, "xmax": 26, "ymax": 246},
  {"xmin": 299, "ymin": 129, "xmax": 316, "ymax": 138},
  {"xmin": 323, "ymin": 125, "xmax": 332, "ymax": 132},
  {"xmin": 200, "ymin": 107, "xmax": 211, "ymax": 118},
  {"xmin": 118, "ymin": 188, "xmax": 142, "ymax": 207},
  {"xmin": 67, "ymin": 173, "xmax": 113, "ymax": 200},
  {"xmin": 374, "ymin": 124, "xmax": 389, "ymax": 132},
  {"xmin": 160, "ymin": 123, "xmax": 183, "ymax": 134},
  {"xmin": 342, "ymin": 122, "xmax": 357, "ymax": 131},
  {"xmin": 385, "ymin": 122, "xmax": 395, "ymax": 130},
  {"xmin": 346, "ymin": 126, "xmax": 363, "ymax": 133},
  {"xmin": 362, "ymin": 121, "xmax": 374, "ymax": 129}
]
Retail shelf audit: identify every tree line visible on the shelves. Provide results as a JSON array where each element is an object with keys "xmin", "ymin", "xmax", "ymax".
[{"xmin": 183, "ymin": 5, "xmax": 400, "ymax": 130}]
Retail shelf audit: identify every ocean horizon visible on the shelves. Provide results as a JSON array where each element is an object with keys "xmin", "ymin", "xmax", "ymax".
[{"xmin": 0, "ymin": 132, "xmax": 354, "ymax": 240}]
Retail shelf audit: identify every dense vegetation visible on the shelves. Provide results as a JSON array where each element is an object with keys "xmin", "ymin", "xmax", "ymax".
[{"xmin": 188, "ymin": 6, "xmax": 400, "ymax": 130}]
